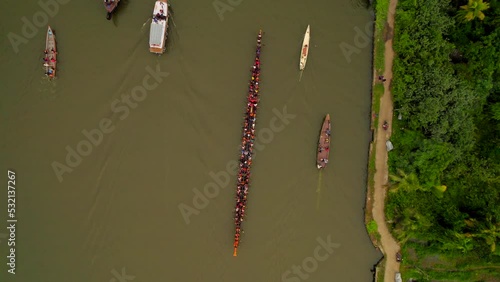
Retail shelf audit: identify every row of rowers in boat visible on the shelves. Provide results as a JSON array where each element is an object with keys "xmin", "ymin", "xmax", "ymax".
[
  {"xmin": 42, "ymin": 0, "xmax": 171, "ymax": 79},
  {"xmin": 232, "ymin": 30, "xmax": 328, "ymax": 258}
]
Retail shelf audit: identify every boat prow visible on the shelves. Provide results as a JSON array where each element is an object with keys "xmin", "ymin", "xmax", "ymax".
[
  {"xmin": 316, "ymin": 114, "xmax": 331, "ymax": 169},
  {"xmin": 149, "ymin": 0, "xmax": 170, "ymax": 54},
  {"xmin": 103, "ymin": 0, "xmax": 120, "ymax": 20},
  {"xmin": 299, "ymin": 25, "xmax": 310, "ymax": 71}
]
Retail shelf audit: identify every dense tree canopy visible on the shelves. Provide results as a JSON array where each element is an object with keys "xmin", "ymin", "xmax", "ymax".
[{"xmin": 386, "ymin": 0, "xmax": 500, "ymax": 261}]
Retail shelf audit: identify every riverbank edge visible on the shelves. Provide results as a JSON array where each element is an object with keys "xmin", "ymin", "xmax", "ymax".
[{"xmin": 364, "ymin": 0, "xmax": 389, "ymax": 281}]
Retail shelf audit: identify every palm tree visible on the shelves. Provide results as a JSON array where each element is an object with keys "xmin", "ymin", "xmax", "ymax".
[
  {"xmin": 458, "ymin": 0, "xmax": 490, "ymax": 21},
  {"xmin": 465, "ymin": 216, "xmax": 500, "ymax": 253},
  {"xmin": 395, "ymin": 208, "xmax": 434, "ymax": 243},
  {"xmin": 440, "ymin": 232, "xmax": 474, "ymax": 254},
  {"xmin": 389, "ymin": 169, "xmax": 447, "ymax": 197},
  {"xmin": 389, "ymin": 169, "xmax": 421, "ymax": 193},
  {"xmin": 472, "ymin": 216, "xmax": 500, "ymax": 253}
]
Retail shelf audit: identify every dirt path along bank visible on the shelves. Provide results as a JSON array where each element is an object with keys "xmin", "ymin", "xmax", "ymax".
[{"xmin": 371, "ymin": 0, "xmax": 400, "ymax": 281}]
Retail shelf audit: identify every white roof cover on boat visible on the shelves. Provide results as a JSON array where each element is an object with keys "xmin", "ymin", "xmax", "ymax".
[{"xmin": 150, "ymin": 23, "xmax": 165, "ymax": 46}]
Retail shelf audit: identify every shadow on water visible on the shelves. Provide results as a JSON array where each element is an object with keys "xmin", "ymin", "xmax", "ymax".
[
  {"xmin": 350, "ymin": 0, "xmax": 373, "ymax": 9},
  {"xmin": 108, "ymin": 0, "xmax": 130, "ymax": 26}
]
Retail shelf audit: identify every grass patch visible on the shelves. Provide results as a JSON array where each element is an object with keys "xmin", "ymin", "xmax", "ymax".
[
  {"xmin": 375, "ymin": 0, "xmax": 389, "ymax": 33},
  {"xmin": 400, "ymin": 262, "xmax": 500, "ymax": 281},
  {"xmin": 366, "ymin": 220, "xmax": 381, "ymax": 242},
  {"xmin": 374, "ymin": 0, "xmax": 389, "ymax": 73},
  {"xmin": 368, "ymin": 145, "xmax": 377, "ymax": 187},
  {"xmin": 397, "ymin": 241, "xmax": 500, "ymax": 281},
  {"xmin": 377, "ymin": 259, "xmax": 386, "ymax": 282},
  {"xmin": 365, "ymin": 144, "xmax": 378, "ymax": 246},
  {"xmin": 374, "ymin": 37, "xmax": 386, "ymax": 73},
  {"xmin": 373, "ymin": 83, "xmax": 384, "ymax": 127}
]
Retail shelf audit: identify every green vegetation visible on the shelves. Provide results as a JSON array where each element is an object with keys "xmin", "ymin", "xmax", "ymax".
[
  {"xmin": 373, "ymin": 83, "xmax": 384, "ymax": 127},
  {"xmin": 377, "ymin": 259, "xmax": 386, "ymax": 282},
  {"xmin": 386, "ymin": 0, "xmax": 500, "ymax": 280},
  {"xmin": 459, "ymin": 0, "xmax": 491, "ymax": 21},
  {"xmin": 367, "ymin": 219, "xmax": 382, "ymax": 242},
  {"xmin": 368, "ymin": 144, "xmax": 377, "ymax": 188},
  {"xmin": 375, "ymin": 38, "xmax": 386, "ymax": 73},
  {"xmin": 367, "ymin": 219, "xmax": 378, "ymax": 234},
  {"xmin": 399, "ymin": 241, "xmax": 500, "ymax": 281},
  {"xmin": 374, "ymin": 0, "xmax": 389, "ymax": 72},
  {"xmin": 375, "ymin": 0, "xmax": 389, "ymax": 33}
]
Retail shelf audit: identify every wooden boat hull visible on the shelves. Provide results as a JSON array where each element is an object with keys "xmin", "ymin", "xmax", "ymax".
[
  {"xmin": 149, "ymin": 0, "xmax": 169, "ymax": 54},
  {"xmin": 316, "ymin": 114, "xmax": 331, "ymax": 169},
  {"xmin": 44, "ymin": 26, "xmax": 57, "ymax": 78},
  {"xmin": 104, "ymin": 0, "xmax": 120, "ymax": 19},
  {"xmin": 299, "ymin": 25, "xmax": 310, "ymax": 70}
]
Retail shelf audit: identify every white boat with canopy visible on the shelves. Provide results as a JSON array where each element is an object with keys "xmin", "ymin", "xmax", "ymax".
[{"xmin": 149, "ymin": 0, "xmax": 169, "ymax": 54}]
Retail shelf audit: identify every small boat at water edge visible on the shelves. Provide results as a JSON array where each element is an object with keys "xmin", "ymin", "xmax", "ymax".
[
  {"xmin": 104, "ymin": 0, "xmax": 120, "ymax": 20},
  {"xmin": 317, "ymin": 114, "xmax": 331, "ymax": 169},
  {"xmin": 149, "ymin": 0, "xmax": 170, "ymax": 54},
  {"xmin": 299, "ymin": 25, "xmax": 310, "ymax": 71},
  {"xmin": 43, "ymin": 26, "xmax": 57, "ymax": 79}
]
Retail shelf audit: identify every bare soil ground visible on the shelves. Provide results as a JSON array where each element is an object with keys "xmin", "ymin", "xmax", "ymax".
[{"xmin": 371, "ymin": 0, "xmax": 401, "ymax": 281}]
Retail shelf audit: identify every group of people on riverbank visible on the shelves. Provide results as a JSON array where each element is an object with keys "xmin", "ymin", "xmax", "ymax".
[{"xmin": 233, "ymin": 30, "xmax": 263, "ymax": 256}]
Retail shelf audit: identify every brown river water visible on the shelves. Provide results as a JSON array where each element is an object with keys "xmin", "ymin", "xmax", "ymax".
[{"xmin": 0, "ymin": 0, "xmax": 381, "ymax": 281}]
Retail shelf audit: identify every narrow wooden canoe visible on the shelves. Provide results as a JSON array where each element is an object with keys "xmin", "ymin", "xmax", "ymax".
[
  {"xmin": 104, "ymin": 0, "xmax": 120, "ymax": 20},
  {"xmin": 316, "ymin": 114, "xmax": 331, "ymax": 169},
  {"xmin": 299, "ymin": 25, "xmax": 310, "ymax": 71},
  {"xmin": 44, "ymin": 26, "xmax": 57, "ymax": 79},
  {"xmin": 149, "ymin": 0, "xmax": 169, "ymax": 54}
]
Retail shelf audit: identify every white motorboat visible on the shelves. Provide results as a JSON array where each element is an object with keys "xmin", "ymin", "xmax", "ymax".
[{"xmin": 149, "ymin": 0, "xmax": 169, "ymax": 54}]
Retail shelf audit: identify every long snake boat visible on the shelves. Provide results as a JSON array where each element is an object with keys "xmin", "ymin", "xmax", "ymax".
[{"xmin": 233, "ymin": 30, "xmax": 263, "ymax": 257}]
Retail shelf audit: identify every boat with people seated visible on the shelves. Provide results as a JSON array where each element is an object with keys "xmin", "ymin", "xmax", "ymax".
[
  {"xmin": 233, "ymin": 29, "xmax": 263, "ymax": 258},
  {"xmin": 43, "ymin": 26, "xmax": 57, "ymax": 79},
  {"xmin": 299, "ymin": 25, "xmax": 310, "ymax": 71},
  {"xmin": 149, "ymin": 0, "xmax": 170, "ymax": 54},
  {"xmin": 316, "ymin": 114, "xmax": 331, "ymax": 169},
  {"xmin": 103, "ymin": 0, "xmax": 120, "ymax": 20}
]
